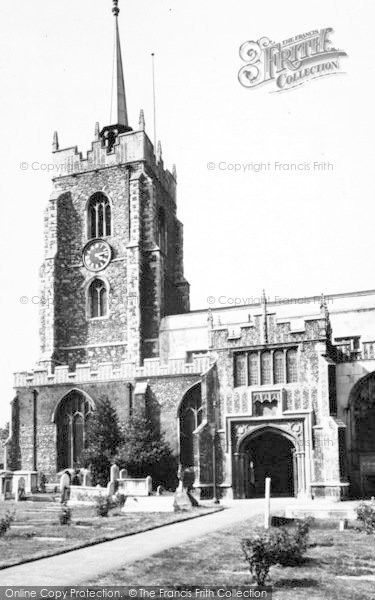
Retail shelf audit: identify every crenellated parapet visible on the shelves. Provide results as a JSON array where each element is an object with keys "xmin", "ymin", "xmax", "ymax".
[
  {"xmin": 14, "ymin": 355, "xmax": 211, "ymax": 389},
  {"xmin": 211, "ymin": 312, "xmax": 329, "ymax": 349},
  {"xmin": 52, "ymin": 129, "xmax": 176, "ymax": 202}
]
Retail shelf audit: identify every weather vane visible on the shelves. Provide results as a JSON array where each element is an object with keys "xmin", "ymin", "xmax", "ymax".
[{"xmin": 112, "ymin": 0, "xmax": 120, "ymax": 17}]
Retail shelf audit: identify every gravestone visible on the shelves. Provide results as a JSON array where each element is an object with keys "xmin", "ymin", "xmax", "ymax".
[
  {"xmin": 81, "ymin": 468, "xmax": 92, "ymax": 487},
  {"xmin": 110, "ymin": 464, "xmax": 119, "ymax": 483},
  {"xmin": 16, "ymin": 477, "xmax": 26, "ymax": 502},
  {"xmin": 119, "ymin": 468, "xmax": 128, "ymax": 480},
  {"xmin": 60, "ymin": 472, "xmax": 71, "ymax": 502}
]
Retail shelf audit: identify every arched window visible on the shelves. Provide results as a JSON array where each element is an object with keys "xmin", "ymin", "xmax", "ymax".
[
  {"xmin": 274, "ymin": 350, "xmax": 285, "ymax": 384},
  {"xmin": 158, "ymin": 207, "xmax": 167, "ymax": 254},
  {"xmin": 89, "ymin": 279, "xmax": 108, "ymax": 318},
  {"xmin": 88, "ymin": 193, "xmax": 111, "ymax": 239},
  {"xmin": 55, "ymin": 390, "xmax": 94, "ymax": 471},
  {"xmin": 261, "ymin": 352, "xmax": 272, "ymax": 385},
  {"xmin": 286, "ymin": 349, "xmax": 298, "ymax": 383},
  {"xmin": 179, "ymin": 384, "xmax": 202, "ymax": 468}
]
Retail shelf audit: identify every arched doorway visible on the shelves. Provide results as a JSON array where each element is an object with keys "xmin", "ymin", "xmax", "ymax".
[
  {"xmin": 235, "ymin": 428, "xmax": 295, "ymax": 498},
  {"xmin": 54, "ymin": 390, "xmax": 94, "ymax": 471},
  {"xmin": 179, "ymin": 384, "xmax": 202, "ymax": 468},
  {"xmin": 349, "ymin": 372, "xmax": 375, "ymax": 497}
]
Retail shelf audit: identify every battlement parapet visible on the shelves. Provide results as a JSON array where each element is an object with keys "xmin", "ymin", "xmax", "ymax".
[
  {"xmin": 14, "ymin": 355, "xmax": 210, "ymax": 389},
  {"xmin": 52, "ymin": 130, "xmax": 176, "ymax": 199}
]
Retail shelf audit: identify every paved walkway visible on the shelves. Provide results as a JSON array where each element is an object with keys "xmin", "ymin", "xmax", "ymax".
[{"xmin": 0, "ymin": 498, "xmax": 292, "ymax": 585}]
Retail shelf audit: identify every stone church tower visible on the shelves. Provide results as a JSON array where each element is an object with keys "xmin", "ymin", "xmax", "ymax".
[{"xmin": 39, "ymin": 0, "xmax": 189, "ymax": 374}]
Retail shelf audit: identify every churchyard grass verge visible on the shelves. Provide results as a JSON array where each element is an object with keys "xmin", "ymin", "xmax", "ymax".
[
  {"xmin": 85, "ymin": 517, "xmax": 375, "ymax": 599},
  {"xmin": 0, "ymin": 501, "xmax": 221, "ymax": 569}
]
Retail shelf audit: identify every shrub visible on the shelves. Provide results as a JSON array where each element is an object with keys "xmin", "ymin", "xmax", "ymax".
[
  {"xmin": 114, "ymin": 492, "xmax": 126, "ymax": 508},
  {"xmin": 39, "ymin": 472, "xmax": 48, "ymax": 493},
  {"xmin": 95, "ymin": 495, "xmax": 111, "ymax": 517},
  {"xmin": 59, "ymin": 503, "xmax": 72, "ymax": 526},
  {"xmin": 357, "ymin": 502, "xmax": 375, "ymax": 534},
  {"xmin": 242, "ymin": 520, "xmax": 310, "ymax": 585},
  {"xmin": 0, "ymin": 512, "xmax": 14, "ymax": 537}
]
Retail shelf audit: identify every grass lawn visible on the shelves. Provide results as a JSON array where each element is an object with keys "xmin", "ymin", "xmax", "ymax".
[
  {"xmin": 0, "ymin": 502, "xmax": 221, "ymax": 570},
  {"xmin": 84, "ymin": 518, "xmax": 375, "ymax": 600}
]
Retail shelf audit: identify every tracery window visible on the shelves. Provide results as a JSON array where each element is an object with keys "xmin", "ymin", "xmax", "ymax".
[
  {"xmin": 55, "ymin": 391, "xmax": 93, "ymax": 471},
  {"xmin": 88, "ymin": 193, "xmax": 111, "ymax": 239},
  {"xmin": 233, "ymin": 347, "xmax": 298, "ymax": 387}
]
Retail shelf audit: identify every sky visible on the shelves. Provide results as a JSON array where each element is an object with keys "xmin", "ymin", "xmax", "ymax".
[{"xmin": 0, "ymin": 0, "xmax": 374, "ymax": 426}]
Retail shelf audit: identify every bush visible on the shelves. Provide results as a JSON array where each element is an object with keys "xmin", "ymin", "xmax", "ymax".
[
  {"xmin": 114, "ymin": 492, "xmax": 126, "ymax": 508},
  {"xmin": 0, "ymin": 512, "xmax": 14, "ymax": 537},
  {"xmin": 95, "ymin": 495, "xmax": 111, "ymax": 517},
  {"xmin": 357, "ymin": 502, "xmax": 375, "ymax": 534},
  {"xmin": 242, "ymin": 520, "xmax": 310, "ymax": 585},
  {"xmin": 39, "ymin": 472, "xmax": 48, "ymax": 493},
  {"xmin": 59, "ymin": 504, "xmax": 72, "ymax": 526}
]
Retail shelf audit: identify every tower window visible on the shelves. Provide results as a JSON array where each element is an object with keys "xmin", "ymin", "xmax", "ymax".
[
  {"xmin": 88, "ymin": 193, "xmax": 111, "ymax": 239},
  {"xmin": 89, "ymin": 279, "xmax": 108, "ymax": 318}
]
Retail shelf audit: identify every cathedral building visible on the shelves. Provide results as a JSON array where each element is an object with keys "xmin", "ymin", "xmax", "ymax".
[{"xmin": 6, "ymin": 2, "xmax": 375, "ymax": 500}]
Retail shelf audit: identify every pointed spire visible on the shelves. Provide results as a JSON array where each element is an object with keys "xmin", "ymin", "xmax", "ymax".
[
  {"xmin": 52, "ymin": 131, "xmax": 59, "ymax": 152},
  {"xmin": 172, "ymin": 164, "xmax": 177, "ymax": 180},
  {"xmin": 139, "ymin": 109, "xmax": 145, "ymax": 131},
  {"xmin": 111, "ymin": 0, "xmax": 128, "ymax": 128},
  {"xmin": 156, "ymin": 141, "xmax": 162, "ymax": 163},
  {"xmin": 94, "ymin": 122, "xmax": 100, "ymax": 141}
]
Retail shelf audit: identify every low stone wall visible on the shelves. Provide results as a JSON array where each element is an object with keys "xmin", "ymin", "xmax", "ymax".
[
  {"xmin": 117, "ymin": 476, "xmax": 152, "ymax": 497},
  {"xmin": 68, "ymin": 484, "xmax": 108, "ymax": 505}
]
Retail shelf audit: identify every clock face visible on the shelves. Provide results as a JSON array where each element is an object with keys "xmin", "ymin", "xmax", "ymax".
[{"xmin": 83, "ymin": 239, "xmax": 112, "ymax": 272}]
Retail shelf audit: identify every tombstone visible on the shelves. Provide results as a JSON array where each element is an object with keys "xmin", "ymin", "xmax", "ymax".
[
  {"xmin": 107, "ymin": 480, "xmax": 115, "ymax": 497},
  {"xmin": 156, "ymin": 485, "xmax": 164, "ymax": 496},
  {"xmin": 60, "ymin": 472, "xmax": 71, "ymax": 503},
  {"xmin": 110, "ymin": 464, "xmax": 119, "ymax": 483},
  {"xmin": 173, "ymin": 467, "xmax": 197, "ymax": 511},
  {"xmin": 119, "ymin": 468, "xmax": 128, "ymax": 480},
  {"xmin": 16, "ymin": 477, "xmax": 26, "ymax": 502},
  {"xmin": 81, "ymin": 468, "xmax": 92, "ymax": 487},
  {"xmin": 146, "ymin": 476, "xmax": 152, "ymax": 495}
]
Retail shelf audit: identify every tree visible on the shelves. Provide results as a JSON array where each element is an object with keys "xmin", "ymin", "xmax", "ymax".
[
  {"xmin": 116, "ymin": 415, "xmax": 177, "ymax": 490},
  {"xmin": 81, "ymin": 398, "xmax": 122, "ymax": 486},
  {"xmin": 0, "ymin": 423, "xmax": 9, "ymax": 448}
]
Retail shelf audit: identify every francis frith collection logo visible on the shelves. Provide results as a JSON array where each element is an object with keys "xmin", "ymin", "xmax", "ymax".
[{"xmin": 238, "ymin": 27, "xmax": 347, "ymax": 92}]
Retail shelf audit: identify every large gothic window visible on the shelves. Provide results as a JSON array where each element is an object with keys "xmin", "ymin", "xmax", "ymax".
[
  {"xmin": 55, "ymin": 391, "xmax": 94, "ymax": 471},
  {"xmin": 88, "ymin": 192, "xmax": 111, "ymax": 239},
  {"xmin": 179, "ymin": 384, "xmax": 202, "ymax": 468},
  {"xmin": 89, "ymin": 279, "xmax": 108, "ymax": 318}
]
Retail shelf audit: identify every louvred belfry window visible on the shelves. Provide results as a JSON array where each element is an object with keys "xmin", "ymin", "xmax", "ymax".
[{"xmin": 88, "ymin": 193, "xmax": 111, "ymax": 239}]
